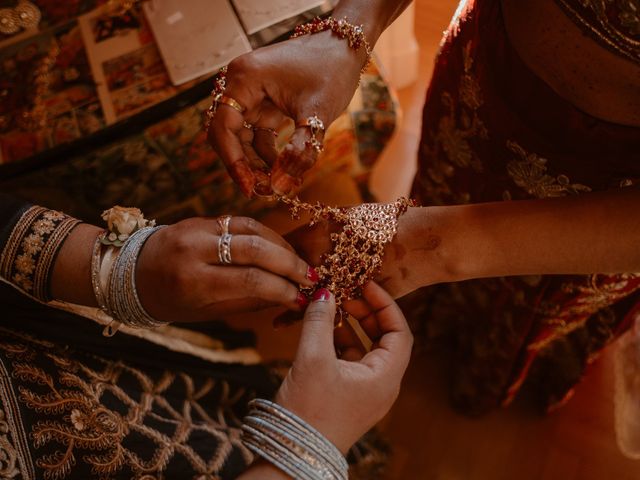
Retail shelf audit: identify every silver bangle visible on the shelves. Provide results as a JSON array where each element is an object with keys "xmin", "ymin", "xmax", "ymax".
[
  {"xmin": 241, "ymin": 399, "xmax": 348, "ymax": 480},
  {"xmin": 105, "ymin": 226, "xmax": 168, "ymax": 330}
]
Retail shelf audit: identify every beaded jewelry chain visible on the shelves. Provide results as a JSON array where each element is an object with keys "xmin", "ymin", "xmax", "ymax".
[
  {"xmin": 279, "ymin": 195, "xmax": 415, "ymax": 320},
  {"xmin": 291, "ymin": 16, "xmax": 373, "ymax": 73}
]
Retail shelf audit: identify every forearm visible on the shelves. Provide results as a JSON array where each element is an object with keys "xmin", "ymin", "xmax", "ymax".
[
  {"xmin": 386, "ymin": 189, "xmax": 640, "ymax": 295},
  {"xmin": 333, "ymin": 0, "xmax": 413, "ymax": 44},
  {"xmin": 50, "ymin": 223, "xmax": 101, "ymax": 307},
  {"xmin": 238, "ymin": 461, "xmax": 292, "ymax": 479}
]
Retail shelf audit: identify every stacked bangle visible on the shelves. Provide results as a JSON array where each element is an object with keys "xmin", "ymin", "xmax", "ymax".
[
  {"xmin": 242, "ymin": 399, "xmax": 348, "ymax": 480},
  {"xmin": 89, "ymin": 206, "xmax": 166, "ymax": 336},
  {"xmin": 105, "ymin": 226, "xmax": 167, "ymax": 331},
  {"xmin": 0, "ymin": 206, "xmax": 81, "ymax": 302}
]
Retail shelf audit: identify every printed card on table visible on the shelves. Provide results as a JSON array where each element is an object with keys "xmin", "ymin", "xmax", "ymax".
[
  {"xmin": 232, "ymin": 0, "xmax": 325, "ymax": 34},
  {"xmin": 78, "ymin": 4, "xmax": 183, "ymax": 124},
  {"xmin": 142, "ymin": 0, "xmax": 251, "ymax": 86}
]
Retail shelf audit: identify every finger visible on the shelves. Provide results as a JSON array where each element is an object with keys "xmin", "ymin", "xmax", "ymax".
[
  {"xmin": 226, "ymin": 234, "xmax": 317, "ymax": 287},
  {"xmin": 342, "ymin": 298, "xmax": 383, "ymax": 341},
  {"xmin": 209, "ymin": 113, "xmax": 256, "ymax": 197},
  {"xmin": 271, "ymin": 119, "xmax": 324, "ymax": 195},
  {"xmin": 239, "ymin": 124, "xmax": 270, "ymax": 172},
  {"xmin": 214, "ymin": 265, "xmax": 309, "ymax": 311},
  {"xmin": 225, "ymin": 217, "xmax": 296, "ymax": 253},
  {"xmin": 334, "ymin": 321, "xmax": 366, "ymax": 356},
  {"xmin": 295, "ymin": 289, "xmax": 337, "ymax": 364},
  {"xmin": 253, "ymin": 102, "xmax": 288, "ymax": 167},
  {"xmin": 359, "ymin": 282, "xmax": 413, "ymax": 372}
]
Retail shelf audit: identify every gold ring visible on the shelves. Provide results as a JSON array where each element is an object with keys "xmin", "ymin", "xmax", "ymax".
[
  {"xmin": 217, "ymin": 95, "xmax": 246, "ymax": 114},
  {"xmin": 217, "ymin": 215, "xmax": 232, "ymax": 235}
]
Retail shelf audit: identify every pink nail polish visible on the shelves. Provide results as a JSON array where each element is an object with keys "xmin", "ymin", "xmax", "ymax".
[
  {"xmin": 312, "ymin": 288, "xmax": 331, "ymax": 302},
  {"xmin": 296, "ymin": 292, "xmax": 310, "ymax": 309},
  {"xmin": 306, "ymin": 267, "xmax": 320, "ymax": 283}
]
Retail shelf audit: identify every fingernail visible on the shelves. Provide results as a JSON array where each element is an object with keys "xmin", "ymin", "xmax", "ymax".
[
  {"xmin": 306, "ymin": 267, "xmax": 320, "ymax": 283},
  {"xmin": 296, "ymin": 292, "xmax": 310, "ymax": 309},
  {"xmin": 312, "ymin": 288, "xmax": 331, "ymax": 302}
]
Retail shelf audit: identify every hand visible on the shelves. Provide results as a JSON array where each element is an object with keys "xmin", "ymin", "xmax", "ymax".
[
  {"xmin": 285, "ymin": 206, "xmax": 446, "ymax": 302},
  {"xmin": 136, "ymin": 216, "xmax": 318, "ymax": 323},
  {"xmin": 206, "ymin": 31, "xmax": 366, "ymax": 196},
  {"xmin": 275, "ymin": 282, "xmax": 413, "ymax": 454}
]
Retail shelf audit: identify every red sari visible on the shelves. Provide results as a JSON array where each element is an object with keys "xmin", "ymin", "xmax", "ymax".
[{"xmin": 409, "ymin": 0, "xmax": 640, "ymax": 414}]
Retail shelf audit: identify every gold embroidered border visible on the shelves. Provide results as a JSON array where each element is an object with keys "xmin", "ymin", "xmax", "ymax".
[
  {"xmin": 0, "ymin": 358, "xmax": 36, "ymax": 480},
  {"xmin": 0, "ymin": 206, "xmax": 81, "ymax": 302},
  {"xmin": 554, "ymin": 0, "xmax": 640, "ymax": 65}
]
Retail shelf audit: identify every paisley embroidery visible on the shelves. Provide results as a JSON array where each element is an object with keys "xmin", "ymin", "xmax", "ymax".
[
  {"xmin": 506, "ymin": 141, "xmax": 592, "ymax": 198},
  {"xmin": 0, "ymin": 328, "xmax": 256, "ymax": 480}
]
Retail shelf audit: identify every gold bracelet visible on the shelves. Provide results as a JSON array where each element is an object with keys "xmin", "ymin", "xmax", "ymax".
[
  {"xmin": 279, "ymin": 195, "xmax": 415, "ymax": 320},
  {"xmin": 291, "ymin": 16, "xmax": 373, "ymax": 73}
]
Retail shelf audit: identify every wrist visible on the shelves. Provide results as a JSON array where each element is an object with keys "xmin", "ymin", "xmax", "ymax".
[{"xmin": 51, "ymin": 223, "xmax": 102, "ymax": 306}]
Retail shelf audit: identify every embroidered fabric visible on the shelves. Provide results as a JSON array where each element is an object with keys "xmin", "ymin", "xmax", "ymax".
[
  {"xmin": 554, "ymin": 0, "xmax": 640, "ymax": 65},
  {"xmin": 408, "ymin": 0, "xmax": 640, "ymax": 415}
]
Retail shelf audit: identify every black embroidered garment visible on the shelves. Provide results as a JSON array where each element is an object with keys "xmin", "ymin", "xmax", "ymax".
[{"xmin": 0, "ymin": 194, "xmax": 278, "ymax": 480}]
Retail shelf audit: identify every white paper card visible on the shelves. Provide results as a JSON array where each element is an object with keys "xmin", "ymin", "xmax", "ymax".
[
  {"xmin": 143, "ymin": 0, "xmax": 251, "ymax": 85},
  {"xmin": 232, "ymin": 0, "xmax": 324, "ymax": 35}
]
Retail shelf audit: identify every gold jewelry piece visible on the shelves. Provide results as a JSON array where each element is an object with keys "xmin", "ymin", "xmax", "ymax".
[
  {"xmin": 218, "ymin": 215, "xmax": 232, "ymax": 236},
  {"xmin": 0, "ymin": 1, "xmax": 41, "ymax": 36},
  {"xmin": 243, "ymin": 121, "xmax": 254, "ymax": 130},
  {"xmin": 297, "ymin": 114, "xmax": 325, "ymax": 153},
  {"xmin": 279, "ymin": 195, "xmax": 415, "ymax": 318},
  {"xmin": 291, "ymin": 16, "xmax": 373, "ymax": 74},
  {"xmin": 217, "ymin": 94, "xmax": 246, "ymax": 114},
  {"xmin": 218, "ymin": 233, "xmax": 233, "ymax": 265},
  {"xmin": 203, "ymin": 66, "xmax": 228, "ymax": 132}
]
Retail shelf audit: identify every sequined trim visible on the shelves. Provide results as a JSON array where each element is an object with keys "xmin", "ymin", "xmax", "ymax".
[
  {"xmin": 555, "ymin": 0, "xmax": 640, "ymax": 64},
  {"xmin": 0, "ymin": 206, "xmax": 81, "ymax": 302},
  {"xmin": 0, "ymin": 357, "xmax": 36, "ymax": 480}
]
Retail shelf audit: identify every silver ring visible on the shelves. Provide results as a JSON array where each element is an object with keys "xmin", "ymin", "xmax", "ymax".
[
  {"xmin": 218, "ymin": 233, "xmax": 233, "ymax": 264},
  {"xmin": 218, "ymin": 215, "xmax": 232, "ymax": 236}
]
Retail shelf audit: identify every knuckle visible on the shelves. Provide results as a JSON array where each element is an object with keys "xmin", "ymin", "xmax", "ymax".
[
  {"xmin": 243, "ymin": 217, "xmax": 261, "ymax": 235},
  {"xmin": 228, "ymin": 54, "xmax": 252, "ymax": 77},
  {"xmin": 303, "ymin": 308, "xmax": 329, "ymax": 324},
  {"xmin": 242, "ymin": 267, "xmax": 261, "ymax": 292},
  {"xmin": 246, "ymin": 235, "xmax": 264, "ymax": 259}
]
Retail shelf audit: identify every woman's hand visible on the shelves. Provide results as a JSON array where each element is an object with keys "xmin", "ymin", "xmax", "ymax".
[
  {"xmin": 285, "ymin": 206, "xmax": 455, "ymax": 301},
  {"xmin": 206, "ymin": 31, "xmax": 366, "ymax": 197},
  {"xmin": 275, "ymin": 282, "xmax": 413, "ymax": 454},
  {"xmin": 135, "ymin": 216, "xmax": 318, "ymax": 323}
]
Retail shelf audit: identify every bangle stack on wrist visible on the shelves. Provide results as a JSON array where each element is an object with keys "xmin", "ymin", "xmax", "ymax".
[
  {"xmin": 90, "ymin": 206, "xmax": 167, "ymax": 336},
  {"xmin": 242, "ymin": 399, "xmax": 348, "ymax": 480}
]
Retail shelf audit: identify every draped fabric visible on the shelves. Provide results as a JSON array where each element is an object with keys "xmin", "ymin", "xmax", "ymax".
[{"xmin": 408, "ymin": 0, "xmax": 640, "ymax": 415}]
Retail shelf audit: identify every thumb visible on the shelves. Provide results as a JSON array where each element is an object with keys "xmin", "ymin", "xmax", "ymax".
[
  {"xmin": 271, "ymin": 114, "xmax": 326, "ymax": 194},
  {"xmin": 295, "ymin": 288, "xmax": 337, "ymax": 363}
]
